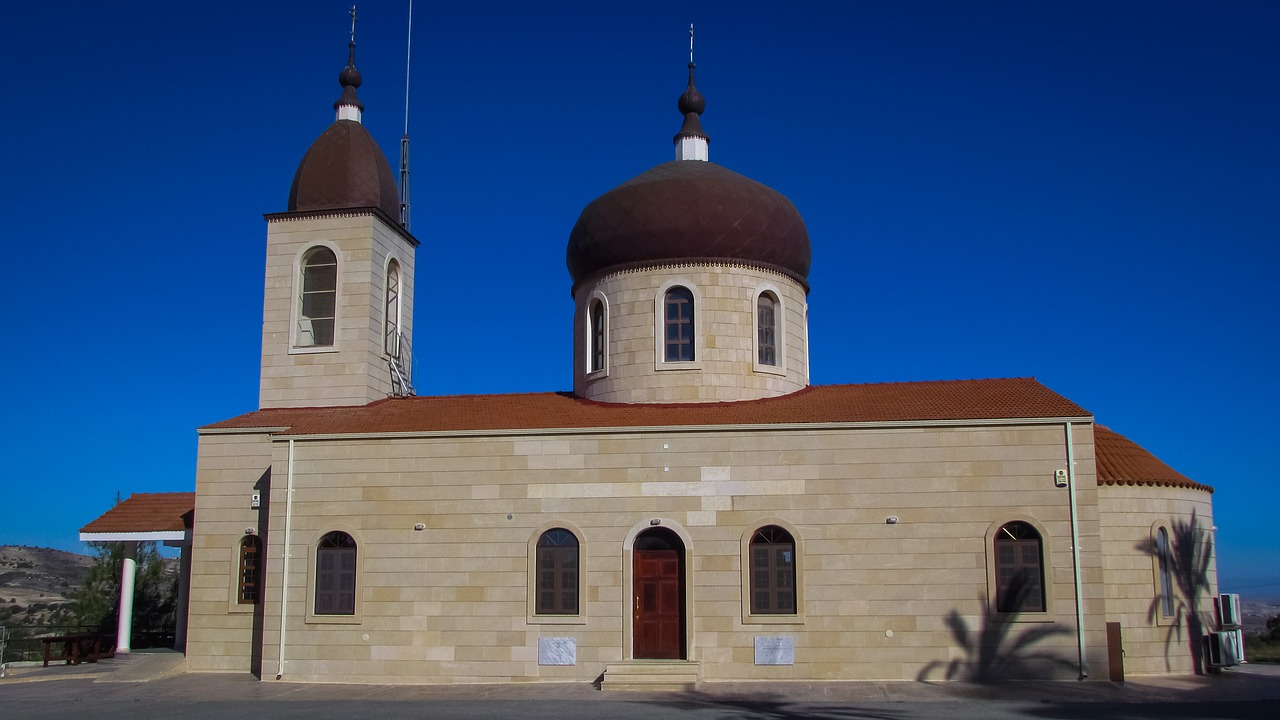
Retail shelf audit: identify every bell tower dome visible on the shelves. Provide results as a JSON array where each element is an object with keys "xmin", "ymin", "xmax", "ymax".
[
  {"xmin": 567, "ymin": 39, "xmax": 811, "ymax": 404},
  {"xmin": 258, "ymin": 17, "xmax": 419, "ymax": 409}
]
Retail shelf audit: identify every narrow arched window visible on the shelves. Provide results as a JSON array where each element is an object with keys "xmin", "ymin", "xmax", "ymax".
[
  {"xmin": 384, "ymin": 260, "xmax": 401, "ymax": 355},
  {"xmin": 664, "ymin": 286, "xmax": 695, "ymax": 362},
  {"xmin": 589, "ymin": 299, "xmax": 605, "ymax": 373},
  {"xmin": 536, "ymin": 529, "xmax": 579, "ymax": 615},
  {"xmin": 994, "ymin": 521, "xmax": 1045, "ymax": 613},
  {"xmin": 749, "ymin": 526, "xmax": 796, "ymax": 615},
  {"xmin": 1156, "ymin": 526, "xmax": 1175, "ymax": 618},
  {"xmin": 757, "ymin": 293, "xmax": 778, "ymax": 366},
  {"xmin": 298, "ymin": 247, "xmax": 338, "ymax": 347},
  {"xmin": 315, "ymin": 531, "xmax": 356, "ymax": 615},
  {"xmin": 238, "ymin": 535, "xmax": 263, "ymax": 605}
]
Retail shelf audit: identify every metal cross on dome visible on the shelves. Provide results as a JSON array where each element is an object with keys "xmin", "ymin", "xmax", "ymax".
[{"xmin": 349, "ymin": 5, "xmax": 358, "ymax": 44}]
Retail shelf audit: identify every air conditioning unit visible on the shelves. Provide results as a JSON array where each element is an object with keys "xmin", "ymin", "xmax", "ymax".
[
  {"xmin": 1216, "ymin": 593, "xmax": 1242, "ymax": 628},
  {"xmin": 1204, "ymin": 631, "xmax": 1241, "ymax": 668}
]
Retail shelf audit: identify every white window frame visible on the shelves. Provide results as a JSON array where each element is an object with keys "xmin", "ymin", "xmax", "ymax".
[
  {"xmin": 290, "ymin": 242, "xmax": 342, "ymax": 354},
  {"xmin": 752, "ymin": 285, "xmax": 787, "ymax": 375},
  {"xmin": 384, "ymin": 257, "xmax": 402, "ymax": 357},
  {"xmin": 584, "ymin": 291, "xmax": 609, "ymax": 379}
]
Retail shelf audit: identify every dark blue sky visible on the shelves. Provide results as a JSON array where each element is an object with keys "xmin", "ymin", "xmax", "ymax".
[{"xmin": 2, "ymin": 1, "xmax": 1277, "ymax": 597}]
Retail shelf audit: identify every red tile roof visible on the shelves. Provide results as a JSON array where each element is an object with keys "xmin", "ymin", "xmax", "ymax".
[
  {"xmin": 80, "ymin": 492, "xmax": 195, "ymax": 535},
  {"xmin": 204, "ymin": 378, "xmax": 1091, "ymax": 436},
  {"xmin": 1094, "ymin": 426, "xmax": 1212, "ymax": 493}
]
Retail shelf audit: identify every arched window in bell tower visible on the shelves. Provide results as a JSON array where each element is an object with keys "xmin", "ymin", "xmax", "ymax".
[
  {"xmin": 664, "ymin": 286, "xmax": 695, "ymax": 362},
  {"xmin": 298, "ymin": 247, "xmax": 338, "ymax": 347},
  {"xmin": 384, "ymin": 259, "xmax": 401, "ymax": 355}
]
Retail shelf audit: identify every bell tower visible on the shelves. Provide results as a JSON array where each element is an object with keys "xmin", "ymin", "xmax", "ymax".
[{"xmin": 258, "ymin": 23, "xmax": 418, "ymax": 409}]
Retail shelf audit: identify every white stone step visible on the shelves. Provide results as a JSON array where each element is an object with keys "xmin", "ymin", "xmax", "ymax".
[{"xmin": 602, "ymin": 661, "xmax": 701, "ymax": 691}]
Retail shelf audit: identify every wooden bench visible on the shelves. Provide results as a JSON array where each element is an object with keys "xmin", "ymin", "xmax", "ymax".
[{"xmin": 40, "ymin": 633, "xmax": 114, "ymax": 667}]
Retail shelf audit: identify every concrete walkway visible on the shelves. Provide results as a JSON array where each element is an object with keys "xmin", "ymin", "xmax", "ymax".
[{"xmin": 1, "ymin": 654, "xmax": 1278, "ymax": 719}]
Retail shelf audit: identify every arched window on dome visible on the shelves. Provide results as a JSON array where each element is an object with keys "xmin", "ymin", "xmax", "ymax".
[
  {"xmin": 994, "ymin": 521, "xmax": 1045, "ymax": 613},
  {"xmin": 384, "ymin": 259, "xmax": 401, "ymax": 356},
  {"xmin": 588, "ymin": 298, "xmax": 606, "ymax": 374},
  {"xmin": 757, "ymin": 292, "xmax": 778, "ymax": 366},
  {"xmin": 298, "ymin": 247, "xmax": 338, "ymax": 347},
  {"xmin": 664, "ymin": 286, "xmax": 695, "ymax": 362}
]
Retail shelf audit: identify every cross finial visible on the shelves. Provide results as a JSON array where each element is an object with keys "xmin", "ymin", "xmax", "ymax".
[
  {"xmin": 689, "ymin": 23, "xmax": 695, "ymax": 64},
  {"xmin": 350, "ymin": 5, "xmax": 358, "ymax": 45}
]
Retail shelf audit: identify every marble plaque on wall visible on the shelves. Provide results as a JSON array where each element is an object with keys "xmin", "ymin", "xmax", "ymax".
[
  {"xmin": 754, "ymin": 636, "xmax": 795, "ymax": 666},
  {"xmin": 538, "ymin": 637, "xmax": 576, "ymax": 666}
]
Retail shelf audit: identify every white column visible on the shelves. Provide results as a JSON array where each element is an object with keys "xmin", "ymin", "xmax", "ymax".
[
  {"xmin": 116, "ymin": 542, "xmax": 138, "ymax": 653},
  {"xmin": 173, "ymin": 543, "xmax": 192, "ymax": 650}
]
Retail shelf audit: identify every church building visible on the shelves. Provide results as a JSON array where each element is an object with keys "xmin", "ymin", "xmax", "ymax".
[{"xmin": 179, "ymin": 35, "xmax": 1218, "ymax": 687}]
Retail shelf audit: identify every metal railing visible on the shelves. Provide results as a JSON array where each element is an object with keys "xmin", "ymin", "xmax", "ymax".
[
  {"xmin": 388, "ymin": 330, "xmax": 415, "ymax": 396},
  {"xmin": 0, "ymin": 624, "xmax": 103, "ymax": 665}
]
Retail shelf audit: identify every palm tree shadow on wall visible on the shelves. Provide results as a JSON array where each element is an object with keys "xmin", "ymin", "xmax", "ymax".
[
  {"xmin": 917, "ymin": 573, "xmax": 1074, "ymax": 682},
  {"xmin": 1135, "ymin": 508, "xmax": 1214, "ymax": 675}
]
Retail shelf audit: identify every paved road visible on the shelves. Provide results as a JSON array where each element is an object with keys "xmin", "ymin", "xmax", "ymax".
[{"xmin": 3, "ymin": 659, "xmax": 1278, "ymax": 720}]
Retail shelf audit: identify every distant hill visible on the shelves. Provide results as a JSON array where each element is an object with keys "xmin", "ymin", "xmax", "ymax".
[{"xmin": 0, "ymin": 545, "xmax": 93, "ymax": 626}]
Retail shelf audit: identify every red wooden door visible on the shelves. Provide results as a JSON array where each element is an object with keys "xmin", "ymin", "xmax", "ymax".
[{"xmin": 633, "ymin": 549, "xmax": 683, "ymax": 659}]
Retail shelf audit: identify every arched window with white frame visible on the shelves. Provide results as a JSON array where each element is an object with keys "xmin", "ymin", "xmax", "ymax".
[
  {"xmin": 298, "ymin": 246, "xmax": 337, "ymax": 347},
  {"xmin": 384, "ymin": 259, "xmax": 401, "ymax": 355},
  {"xmin": 588, "ymin": 298, "xmax": 606, "ymax": 374}
]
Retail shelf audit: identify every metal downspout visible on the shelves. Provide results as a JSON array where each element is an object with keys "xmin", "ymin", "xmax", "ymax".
[
  {"xmin": 1066, "ymin": 421, "xmax": 1087, "ymax": 678},
  {"xmin": 277, "ymin": 438, "xmax": 296, "ymax": 680}
]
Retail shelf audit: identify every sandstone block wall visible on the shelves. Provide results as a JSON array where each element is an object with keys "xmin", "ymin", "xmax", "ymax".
[
  {"xmin": 1097, "ymin": 484, "xmax": 1217, "ymax": 676},
  {"xmin": 259, "ymin": 212, "xmax": 416, "ymax": 409},
  {"xmin": 188, "ymin": 420, "xmax": 1108, "ymax": 684},
  {"xmin": 572, "ymin": 264, "xmax": 808, "ymax": 403}
]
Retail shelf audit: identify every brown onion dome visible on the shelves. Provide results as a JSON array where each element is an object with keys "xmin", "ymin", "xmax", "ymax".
[
  {"xmin": 287, "ymin": 121, "xmax": 399, "ymax": 218},
  {"xmin": 286, "ymin": 40, "xmax": 399, "ymax": 219},
  {"xmin": 566, "ymin": 160, "xmax": 811, "ymax": 289}
]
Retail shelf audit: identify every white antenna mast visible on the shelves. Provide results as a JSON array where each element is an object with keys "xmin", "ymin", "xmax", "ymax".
[{"xmin": 399, "ymin": 0, "xmax": 413, "ymax": 229}]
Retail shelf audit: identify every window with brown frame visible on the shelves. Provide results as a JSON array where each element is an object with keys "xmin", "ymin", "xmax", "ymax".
[
  {"xmin": 664, "ymin": 287, "xmax": 695, "ymax": 362},
  {"xmin": 589, "ymin": 299, "xmax": 605, "ymax": 373},
  {"xmin": 314, "ymin": 531, "xmax": 356, "ymax": 615},
  {"xmin": 749, "ymin": 526, "xmax": 796, "ymax": 615},
  {"xmin": 994, "ymin": 521, "xmax": 1045, "ymax": 613},
  {"xmin": 238, "ymin": 535, "xmax": 263, "ymax": 605},
  {"xmin": 299, "ymin": 247, "xmax": 338, "ymax": 347},
  {"xmin": 757, "ymin": 293, "xmax": 777, "ymax": 366},
  {"xmin": 536, "ymin": 528, "xmax": 579, "ymax": 615}
]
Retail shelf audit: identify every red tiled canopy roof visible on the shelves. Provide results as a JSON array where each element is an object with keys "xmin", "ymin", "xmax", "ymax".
[
  {"xmin": 80, "ymin": 492, "xmax": 195, "ymax": 535},
  {"xmin": 204, "ymin": 378, "xmax": 1090, "ymax": 436},
  {"xmin": 1094, "ymin": 425, "xmax": 1212, "ymax": 493}
]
